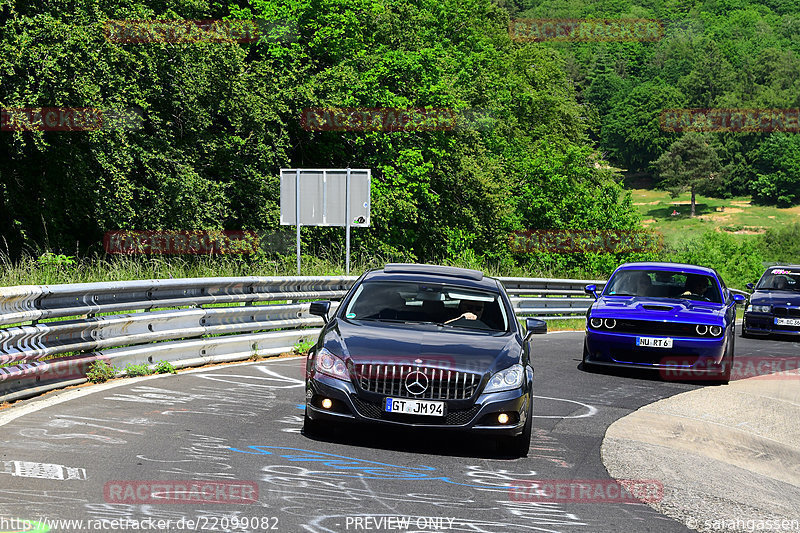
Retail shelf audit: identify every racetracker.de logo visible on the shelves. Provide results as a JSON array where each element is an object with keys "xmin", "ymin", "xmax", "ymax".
[
  {"xmin": 660, "ymin": 108, "xmax": 800, "ymax": 133},
  {"xmin": 104, "ymin": 480, "xmax": 258, "ymax": 504},
  {"xmin": 509, "ymin": 18, "xmax": 663, "ymax": 42},
  {"xmin": 104, "ymin": 230, "xmax": 260, "ymax": 255},
  {"xmin": 659, "ymin": 356, "xmax": 800, "ymax": 381},
  {"xmin": 509, "ymin": 229, "xmax": 664, "ymax": 254},
  {"xmin": 1, "ymin": 107, "xmax": 143, "ymax": 132},
  {"xmin": 508, "ymin": 479, "xmax": 663, "ymax": 503}
]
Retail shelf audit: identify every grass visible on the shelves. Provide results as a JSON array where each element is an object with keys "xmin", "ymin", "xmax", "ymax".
[
  {"xmin": 542, "ymin": 318, "xmax": 586, "ymax": 331},
  {"xmin": 631, "ymin": 188, "xmax": 800, "ymax": 246},
  {"xmin": 0, "ymin": 250, "xmax": 605, "ymax": 288}
]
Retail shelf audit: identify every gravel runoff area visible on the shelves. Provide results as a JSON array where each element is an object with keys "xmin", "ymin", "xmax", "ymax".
[{"xmin": 602, "ymin": 376, "xmax": 800, "ymax": 532}]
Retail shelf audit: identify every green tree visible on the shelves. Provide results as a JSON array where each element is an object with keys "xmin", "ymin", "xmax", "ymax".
[
  {"xmin": 750, "ymin": 133, "xmax": 800, "ymax": 207},
  {"xmin": 654, "ymin": 133, "xmax": 721, "ymax": 217}
]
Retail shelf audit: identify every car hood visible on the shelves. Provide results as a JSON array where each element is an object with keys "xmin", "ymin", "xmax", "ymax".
[
  {"xmin": 591, "ymin": 296, "xmax": 725, "ymax": 322},
  {"xmin": 749, "ymin": 291, "xmax": 800, "ymax": 307},
  {"xmin": 320, "ymin": 319, "xmax": 521, "ymax": 374}
]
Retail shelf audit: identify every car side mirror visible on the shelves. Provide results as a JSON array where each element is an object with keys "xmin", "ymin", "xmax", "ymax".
[
  {"xmin": 746, "ymin": 283, "xmax": 754, "ymax": 290},
  {"xmin": 584, "ymin": 284, "xmax": 599, "ymax": 300},
  {"xmin": 733, "ymin": 294, "xmax": 745, "ymax": 303},
  {"xmin": 525, "ymin": 318, "xmax": 547, "ymax": 335},
  {"xmin": 310, "ymin": 300, "xmax": 331, "ymax": 322}
]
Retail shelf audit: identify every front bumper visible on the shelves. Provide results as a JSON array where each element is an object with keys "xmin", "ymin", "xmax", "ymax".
[
  {"xmin": 305, "ymin": 373, "xmax": 530, "ymax": 437},
  {"xmin": 584, "ymin": 328, "xmax": 726, "ymax": 371},
  {"xmin": 744, "ymin": 313, "xmax": 800, "ymax": 336}
]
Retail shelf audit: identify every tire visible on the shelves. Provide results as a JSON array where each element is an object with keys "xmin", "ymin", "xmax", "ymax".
[
  {"xmin": 581, "ymin": 339, "xmax": 596, "ymax": 372},
  {"xmin": 711, "ymin": 332, "xmax": 734, "ymax": 385},
  {"xmin": 498, "ymin": 403, "xmax": 532, "ymax": 457}
]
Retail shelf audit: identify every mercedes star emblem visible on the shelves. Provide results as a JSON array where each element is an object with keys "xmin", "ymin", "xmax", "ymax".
[{"xmin": 404, "ymin": 370, "xmax": 429, "ymax": 395}]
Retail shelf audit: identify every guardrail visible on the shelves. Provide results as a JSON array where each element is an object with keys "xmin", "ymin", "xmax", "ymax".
[
  {"xmin": 0, "ymin": 277, "xmax": 354, "ymax": 403},
  {"xmin": 0, "ymin": 275, "xmax": 746, "ymax": 403}
]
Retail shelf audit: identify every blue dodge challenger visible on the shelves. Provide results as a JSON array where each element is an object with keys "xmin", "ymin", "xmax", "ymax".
[
  {"xmin": 303, "ymin": 263, "xmax": 547, "ymax": 456},
  {"xmin": 582, "ymin": 262, "xmax": 745, "ymax": 383},
  {"xmin": 743, "ymin": 265, "xmax": 800, "ymax": 338}
]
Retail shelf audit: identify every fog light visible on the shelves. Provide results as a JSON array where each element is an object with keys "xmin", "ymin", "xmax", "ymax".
[
  {"xmin": 498, "ymin": 413, "xmax": 509, "ymax": 424},
  {"xmin": 321, "ymin": 398, "xmax": 333, "ymax": 409}
]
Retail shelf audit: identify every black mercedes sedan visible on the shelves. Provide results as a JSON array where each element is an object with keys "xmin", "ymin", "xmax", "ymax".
[{"xmin": 303, "ymin": 263, "xmax": 547, "ymax": 456}]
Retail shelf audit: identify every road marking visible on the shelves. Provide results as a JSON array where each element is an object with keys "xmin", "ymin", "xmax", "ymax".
[{"xmin": 0, "ymin": 358, "xmax": 293, "ymax": 428}]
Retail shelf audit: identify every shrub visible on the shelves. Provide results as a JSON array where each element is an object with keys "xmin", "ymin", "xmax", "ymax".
[
  {"xmin": 153, "ymin": 360, "xmax": 176, "ymax": 374},
  {"xmin": 760, "ymin": 223, "xmax": 800, "ymax": 264},
  {"xmin": 86, "ymin": 361, "xmax": 118, "ymax": 383},
  {"xmin": 124, "ymin": 363, "xmax": 153, "ymax": 377},
  {"xmin": 670, "ymin": 231, "xmax": 765, "ymax": 289},
  {"xmin": 292, "ymin": 339, "xmax": 315, "ymax": 355}
]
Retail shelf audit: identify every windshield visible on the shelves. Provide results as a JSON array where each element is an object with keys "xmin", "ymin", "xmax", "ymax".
[
  {"xmin": 344, "ymin": 281, "xmax": 508, "ymax": 331},
  {"xmin": 604, "ymin": 269, "xmax": 722, "ymax": 304},
  {"xmin": 756, "ymin": 268, "xmax": 800, "ymax": 291}
]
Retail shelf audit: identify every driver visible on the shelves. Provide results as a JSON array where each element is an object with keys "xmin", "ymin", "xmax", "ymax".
[
  {"xmin": 634, "ymin": 272, "xmax": 652, "ymax": 296},
  {"xmin": 681, "ymin": 275, "xmax": 709, "ymax": 299},
  {"xmin": 445, "ymin": 299, "xmax": 484, "ymax": 324}
]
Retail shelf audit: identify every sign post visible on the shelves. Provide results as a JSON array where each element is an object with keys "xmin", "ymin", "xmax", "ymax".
[
  {"xmin": 295, "ymin": 168, "xmax": 301, "ymax": 275},
  {"xmin": 280, "ymin": 168, "xmax": 371, "ymax": 275}
]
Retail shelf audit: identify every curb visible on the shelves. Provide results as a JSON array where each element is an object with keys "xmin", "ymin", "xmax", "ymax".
[{"xmin": 601, "ymin": 377, "xmax": 800, "ymax": 532}]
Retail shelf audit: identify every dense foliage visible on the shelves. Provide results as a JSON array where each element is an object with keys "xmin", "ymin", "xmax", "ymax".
[
  {"xmin": 513, "ymin": 0, "xmax": 800, "ymax": 206},
  {"xmin": 0, "ymin": 0, "xmax": 645, "ymax": 272}
]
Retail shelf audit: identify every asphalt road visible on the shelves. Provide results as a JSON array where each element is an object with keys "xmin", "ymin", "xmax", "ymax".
[{"xmin": 0, "ymin": 331, "xmax": 797, "ymax": 533}]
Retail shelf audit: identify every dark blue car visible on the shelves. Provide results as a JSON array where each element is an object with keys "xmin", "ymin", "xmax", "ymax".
[
  {"xmin": 582, "ymin": 262, "xmax": 745, "ymax": 383},
  {"xmin": 303, "ymin": 263, "xmax": 547, "ymax": 456},
  {"xmin": 743, "ymin": 265, "xmax": 800, "ymax": 338}
]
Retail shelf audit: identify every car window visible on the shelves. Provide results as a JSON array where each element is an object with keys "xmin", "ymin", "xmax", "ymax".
[
  {"xmin": 344, "ymin": 281, "xmax": 508, "ymax": 331},
  {"xmin": 604, "ymin": 269, "xmax": 722, "ymax": 303},
  {"xmin": 756, "ymin": 268, "xmax": 800, "ymax": 291}
]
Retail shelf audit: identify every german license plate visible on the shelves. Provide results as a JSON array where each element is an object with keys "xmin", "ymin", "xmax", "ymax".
[
  {"xmin": 384, "ymin": 397, "xmax": 445, "ymax": 416},
  {"xmin": 636, "ymin": 337, "xmax": 673, "ymax": 348},
  {"xmin": 775, "ymin": 318, "xmax": 800, "ymax": 327}
]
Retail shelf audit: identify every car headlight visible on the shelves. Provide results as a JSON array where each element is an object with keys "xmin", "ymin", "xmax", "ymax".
[
  {"xmin": 694, "ymin": 324, "xmax": 723, "ymax": 336},
  {"xmin": 746, "ymin": 304, "xmax": 771, "ymax": 313},
  {"xmin": 314, "ymin": 347, "xmax": 350, "ymax": 381},
  {"xmin": 589, "ymin": 317, "xmax": 604, "ymax": 328},
  {"xmin": 484, "ymin": 364, "xmax": 524, "ymax": 393}
]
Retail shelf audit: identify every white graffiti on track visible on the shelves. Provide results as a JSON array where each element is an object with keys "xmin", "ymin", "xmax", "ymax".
[
  {"xmin": 17, "ymin": 428, "xmax": 128, "ymax": 445},
  {"xmin": 463, "ymin": 466, "xmax": 539, "ymax": 488},
  {"xmin": 1, "ymin": 461, "xmax": 87, "ymax": 480},
  {"xmin": 256, "ymin": 466, "xmax": 494, "ymax": 511},
  {"xmin": 0, "ymin": 488, "xmax": 89, "ymax": 505},
  {"xmin": 532, "ymin": 396, "xmax": 598, "ymax": 419},
  {"xmin": 135, "ymin": 434, "xmax": 238, "ymax": 479},
  {"xmin": 277, "ymin": 414, "xmax": 304, "ymax": 433},
  {"xmin": 46, "ymin": 416, "xmax": 144, "ymax": 435},
  {"xmin": 104, "ymin": 384, "xmax": 277, "ymax": 417},
  {"xmin": 194, "ymin": 365, "xmax": 304, "ymax": 389}
]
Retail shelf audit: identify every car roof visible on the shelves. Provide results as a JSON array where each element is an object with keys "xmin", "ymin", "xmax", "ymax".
[
  {"xmin": 362, "ymin": 263, "xmax": 501, "ymax": 291},
  {"xmin": 762, "ymin": 265, "xmax": 800, "ymax": 271},
  {"xmin": 614, "ymin": 261, "xmax": 718, "ymax": 277}
]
